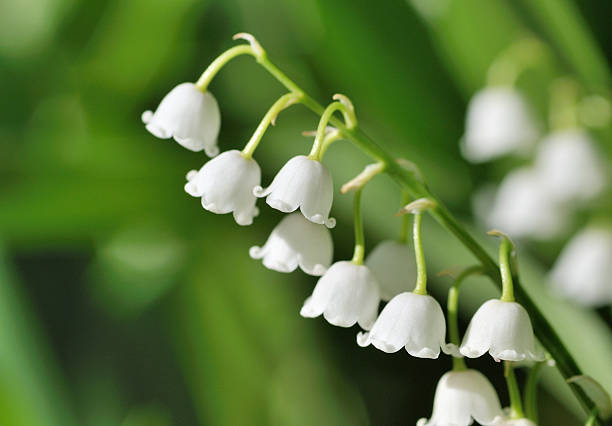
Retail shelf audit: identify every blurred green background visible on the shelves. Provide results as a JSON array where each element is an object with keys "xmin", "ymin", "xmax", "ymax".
[{"xmin": 1, "ymin": 0, "xmax": 611, "ymax": 425}]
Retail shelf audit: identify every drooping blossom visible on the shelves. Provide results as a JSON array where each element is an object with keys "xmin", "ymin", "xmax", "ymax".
[{"xmin": 142, "ymin": 82, "xmax": 221, "ymax": 156}]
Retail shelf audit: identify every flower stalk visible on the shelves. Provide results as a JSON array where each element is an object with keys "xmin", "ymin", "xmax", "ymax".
[
  {"xmin": 488, "ymin": 230, "xmax": 516, "ymax": 302},
  {"xmin": 351, "ymin": 189, "xmax": 365, "ymax": 265},
  {"xmin": 505, "ymin": 361, "xmax": 526, "ymax": 420},
  {"xmin": 446, "ymin": 266, "xmax": 483, "ymax": 371},
  {"xmin": 241, "ymin": 92, "xmax": 303, "ymax": 159}
]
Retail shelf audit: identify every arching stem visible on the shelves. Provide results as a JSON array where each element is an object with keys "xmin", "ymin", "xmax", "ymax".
[
  {"xmin": 241, "ymin": 92, "xmax": 303, "ymax": 159},
  {"xmin": 309, "ymin": 101, "xmax": 357, "ymax": 161}
]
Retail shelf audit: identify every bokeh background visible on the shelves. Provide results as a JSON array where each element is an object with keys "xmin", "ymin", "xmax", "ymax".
[{"xmin": 1, "ymin": 0, "xmax": 611, "ymax": 425}]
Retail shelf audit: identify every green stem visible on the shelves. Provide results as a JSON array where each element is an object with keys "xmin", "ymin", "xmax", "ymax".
[
  {"xmin": 206, "ymin": 45, "xmax": 603, "ymax": 425},
  {"xmin": 412, "ymin": 212, "xmax": 427, "ymax": 295},
  {"xmin": 524, "ymin": 362, "xmax": 544, "ymax": 423},
  {"xmin": 498, "ymin": 236, "xmax": 515, "ymax": 302},
  {"xmin": 309, "ymin": 102, "xmax": 353, "ymax": 160},
  {"xmin": 586, "ymin": 409, "xmax": 600, "ymax": 426},
  {"xmin": 351, "ymin": 189, "xmax": 365, "ymax": 265},
  {"xmin": 319, "ymin": 130, "xmax": 342, "ymax": 158},
  {"xmin": 196, "ymin": 45, "xmax": 256, "ymax": 91},
  {"xmin": 241, "ymin": 92, "xmax": 302, "ymax": 159},
  {"xmin": 447, "ymin": 265, "xmax": 483, "ymax": 371},
  {"xmin": 506, "ymin": 361, "xmax": 526, "ymax": 419},
  {"xmin": 398, "ymin": 192, "xmax": 411, "ymax": 244}
]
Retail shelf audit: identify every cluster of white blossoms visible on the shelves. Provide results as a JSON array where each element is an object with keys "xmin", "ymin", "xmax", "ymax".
[
  {"xmin": 461, "ymin": 44, "xmax": 611, "ymax": 308},
  {"xmin": 141, "ymin": 34, "xmax": 573, "ymax": 426}
]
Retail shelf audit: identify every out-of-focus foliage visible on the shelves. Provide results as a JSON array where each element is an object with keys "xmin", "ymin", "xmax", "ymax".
[{"xmin": 0, "ymin": 0, "xmax": 611, "ymax": 425}]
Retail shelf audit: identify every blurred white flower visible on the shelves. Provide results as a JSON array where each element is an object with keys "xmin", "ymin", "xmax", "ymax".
[
  {"xmin": 460, "ymin": 299, "xmax": 544, "ymax": 362},
  {"xmin": 142, "ymin": 83, "xmax": 221, "ymax": 156},
  {"xmin": 461, "ymin": 87, "xmax": 538, "ymax": 163},
  {"xmin": 254, "ymin": 156, "xmax": 335, "ymax": 228},
  {"xmin": 300, "ymin": 261, "xmax": 380, "ymax": 329},
  {"xmin": 185, "ymin": 150, "xmax": 260, "ymax": 226},
  {"xmin": 535, "ymin": 130, "xmax": 606, "ymax": 204},
  {"xmin": 417, "ymin": 369, "xmax": 503, "ymax": 426},
  {"xmin": 484, "ymin": 168, "xmax": 568, "ymax": 240},
  {"xmin": 249, "ymin": 212, "xmax": 333, "ymax": 276},
  {"xmin": 357, "ymin": 292, "xmax": 449, "ymax": 359},
  {"xmin": 365, "ymin": 240, "xmax": 415, "ymax": 301},
  {"xmin": 549, "ymin": 227, "xmax": 612, "ymax": 307}
]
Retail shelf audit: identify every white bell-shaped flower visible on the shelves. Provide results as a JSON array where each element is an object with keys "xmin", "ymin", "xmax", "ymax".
[
  {"xmin": 417, "ymin": 369, "xmax": 503, "ymax": 426},
  {"xmin": 549, "ymin": 227, "xmax": 612, "ymax": 306},
  {"xmin": 249, "ymin": 212, "xmax": 333, "ymax": 276},
  {"xmin": 484, "ymin": 168, "xmax": 568, "ymax": 240},
  {"xmin": 460, "ymin": 299, "xmax": 544, "ymax": 362},
  {"xmin": 535, "ymin": 130, "xmax": 606, "ymax": 204},
  {"xmin": 142, "ymin": 82, "xmax": 221, "ymax": 156},
  {"xmin": 254, "ymin": 155, "xmax": 336, "ymax": 228},
  {"xmin": 300, "ymin": 261, "xmax": 380, "ymax": 329},
  {"xmin": 365, "ymin": 240, "xmax": 416, "ymax": 301},
  {"xmin": 184, "ymin": 150, "xmax": 260, "ymax": 226},
  {"xmin": 357, "ymin": 292, "xmax": 448, "ymax": 359},
  {"xmin": 461, "ymin": 87, "xmax": 538, "ymax": 163}
]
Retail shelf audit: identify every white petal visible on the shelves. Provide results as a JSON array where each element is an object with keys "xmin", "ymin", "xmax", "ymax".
[
  {"xmin": 461, "ymin": 87, "xmax": 538, "ymax": 163},
  {"xmin": 256, "ymin": 156, "xmax": 336, "ymax": 228},
  {"xmin": 144, "ymin": 83, "xmax": 221, "ymax": 155},
  {"xmin": 365, "ymin": 240, "xmax": 416, "ymax": 301},
  {"xmin": 185, "ymin": 150, "xmax": 260, "ymax": 226},
  {"xmin": 359, "ymin": 292, "xmax": 447, "ymax": 359},
  {"xmin": 249, "ymin": 213, "xmax": 333, "ymax": 276},
  {"xmin": 549, "ymin": 227, "xmax": 612, "ymax": 306},
  {"xmin": 484, "ymin": 167, "xmax": 568, "ymax": 240},
  {"xmin": 460, "ymin": 299, "xmax": 544, "ymax": 362},
  {"xmin": 421, "ymin": 369, "xmax": 503, "ymax": 426},
  {"xmin": 300, "ymin": 261, "xmax": 380, "ymax": 329},
  {"xmin": 535, "ymin": 130, "xmax": 606, "ymax": 204}
]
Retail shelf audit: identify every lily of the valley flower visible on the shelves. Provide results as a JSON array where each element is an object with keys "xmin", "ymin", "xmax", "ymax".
[
  {"xmin": 365, "ymin": 240, "xmax": 416, "ymax": 301},
  {"xmin": 253, "ymin": 155, "xmax": 336, "ymax": 228},
  {"xmin": 417, "ymin": 369, "xmax": 503, "ymax": 426},
  {"xmin": 460, "ymin": 299, "xmax": 544, "ymax": 362},
  {"xmin": 484, "ymin": 168, "xmax": 568, "ymax": 240},
  {"xmin": 185, "ymin": 150, "xmax": 260, "ymax": 226},
  {"xmin": 249, "ymin": 212, "xmax": 333, "ymax": 276},
  {"xmin": 535, "ymin": 129, "xmax": 606, "ymax": 204},
  {"xmin": 142, "ymin": 83, "xmax": 221, "ymax": 156},
  {"xmin": 300, "ymin": 261, "xmax": 380, "ymax": 329},
  {"xmin": 461, "ymin": 87, "xmax": 538, "ymax": 163},
  {"xmin": 357, "ymin": 292, "xmax": 449, "ymax": 359},
  {"xmin": 549, "ymin": 227, "xmax": 612, "ymax": 307}
]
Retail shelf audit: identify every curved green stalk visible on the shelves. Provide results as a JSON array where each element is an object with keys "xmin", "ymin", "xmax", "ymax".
[
  {"xmin": 196, "ymin": 45, "xmax": 256, "ymax": 91},
  {"xmin": 351, "ymin": 189, "xmax": 365, "ymax": 265},
  {"xmin": 398, "ymin": 192, "xmax": 411, "ymax": 244},
  {"xmin": 506, "ymin": 361, "xmax": 526, "ymax": 419},
  {"xmin": 412, "ymin": 212, "xmax": 427, "ymax": 295},
  {"xmin": 309, "ymin": 101, "xmax": 355, "ymax": 160},
  {"xmin": 495, "ymin": 234, "xmax": 516, "ymax": 302},
  {"xmin": 447, "ymin": 265, "xmax": 483, "ymax": 371},
  {"xmin": 200, "ymin": 42, "xmax": 604, "ymax": 425},
  {"xmin": 241, "ymin": 92, "xmax": 302, "ymax": 159}
]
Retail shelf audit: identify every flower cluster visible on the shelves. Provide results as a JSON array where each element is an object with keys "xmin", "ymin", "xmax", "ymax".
[
  {"xmin": 461, "ymin": 39, "xmax": 611, "ymax": 309},
  {"xmin": 142, "ymin": 34, "xmax": 567, "ymax": 426}
]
